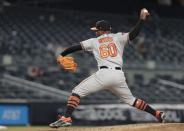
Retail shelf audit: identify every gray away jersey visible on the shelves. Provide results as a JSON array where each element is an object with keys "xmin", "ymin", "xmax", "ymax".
[{"xmin": 80, "ymin": 32, "xmax": 129, "ymax": 68}]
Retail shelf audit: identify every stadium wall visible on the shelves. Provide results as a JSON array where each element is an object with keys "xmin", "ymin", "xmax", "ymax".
[{"xmin": 0, "ymin": 102, "xmax": 184, "ymax": 125}]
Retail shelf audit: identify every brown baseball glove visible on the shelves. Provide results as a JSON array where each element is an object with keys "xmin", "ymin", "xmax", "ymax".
[{"xmin": 57, "ymin": 56, "xmax": 77, "ymax": 72}]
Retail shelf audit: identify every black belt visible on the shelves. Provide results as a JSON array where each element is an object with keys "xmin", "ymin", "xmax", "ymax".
[{"xmin": 100, "ymin": 66, "xmax": 122, "ymax": 70}]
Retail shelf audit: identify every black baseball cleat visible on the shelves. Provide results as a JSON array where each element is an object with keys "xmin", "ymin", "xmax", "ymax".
[
  {"xmin": 156, "ymin": 111, "xmax": 166, "ymax": 123},
  {"xmin": 49, "ymin": 115, "xmax": 72, "ymax": 128}
]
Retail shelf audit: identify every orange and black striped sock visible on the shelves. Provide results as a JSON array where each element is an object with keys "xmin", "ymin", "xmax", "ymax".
[
  {"xmin": 133, "ymin": 98, "xmax": 156, "ymax": 116},
  {"xmin": 65, "ymin": 93, "xmax": 80, "ymax": 117}
]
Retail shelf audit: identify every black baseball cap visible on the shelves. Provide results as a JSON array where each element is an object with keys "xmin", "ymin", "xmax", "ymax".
[{"xmin": 91, "ymin": 20, "xmax": 112, "ymax": 31}]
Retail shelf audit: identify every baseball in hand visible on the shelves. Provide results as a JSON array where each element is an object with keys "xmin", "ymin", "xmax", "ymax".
[
  {"xmin": 142, "ymin": 8, "xmax": 148, "ymax": 13},
  {"xmin": 140, "ymin": 8, "xmax": 150, "ymax": 20}
]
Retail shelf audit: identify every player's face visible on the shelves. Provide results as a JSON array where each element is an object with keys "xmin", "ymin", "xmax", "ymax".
[{"xmin": 95, "ymin": 30, "xmax": 104, "ymax": 36}]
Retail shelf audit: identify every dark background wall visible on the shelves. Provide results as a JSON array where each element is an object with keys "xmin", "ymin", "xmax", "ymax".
[{"xmin": 2, "ymin": 0, "xmax": 184, "ymax": 18}]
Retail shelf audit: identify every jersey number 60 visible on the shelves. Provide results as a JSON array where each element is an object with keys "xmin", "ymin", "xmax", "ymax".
[{"xmin": 99, "ymin": 43, "xmax": 117, "ymax": 58}]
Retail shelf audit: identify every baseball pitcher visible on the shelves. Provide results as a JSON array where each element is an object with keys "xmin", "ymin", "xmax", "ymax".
[{"xmin": 50, "ymin": 8, "xmax": 166, "ymax": 128}]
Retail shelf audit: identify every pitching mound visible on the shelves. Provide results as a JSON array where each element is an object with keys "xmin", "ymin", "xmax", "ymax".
[{"xmin": 39, "ymin": 123, "xmax": 184, "ymax": 131}]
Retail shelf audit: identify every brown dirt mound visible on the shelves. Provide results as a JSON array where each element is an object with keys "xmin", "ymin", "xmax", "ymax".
[{"xmin": 40, "ymin": 123, "xmax": 184, "ymax": 131}]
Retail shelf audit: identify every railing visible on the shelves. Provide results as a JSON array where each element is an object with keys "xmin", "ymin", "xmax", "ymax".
[
  {"xmin": 1, "ymin": 74, "xmax": 70, "ymax": 101},
  {"xmin": 159, "ymin": 79, "xmax": 184, "ymax": 90}
]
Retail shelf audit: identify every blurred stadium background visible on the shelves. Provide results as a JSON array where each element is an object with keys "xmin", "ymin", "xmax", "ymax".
[{"xmin": 0, "ymin": 0, "xmax": 184, "ymax": 129}]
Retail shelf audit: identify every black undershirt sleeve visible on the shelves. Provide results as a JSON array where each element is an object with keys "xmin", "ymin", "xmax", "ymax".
[
  {"xmin": 60, "ymin": 44, "xmax": 83, "ymax": 56},
  {"xmin": 129, "ymin": 19, "xmax": 144, "ymax": 41}
]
